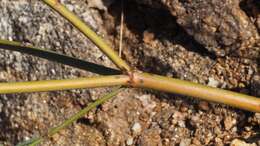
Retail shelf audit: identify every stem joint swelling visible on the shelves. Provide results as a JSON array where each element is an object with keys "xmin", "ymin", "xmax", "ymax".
[{"xmin": 126, "ymin": 70, "xmax": 144, "ymax": 87}]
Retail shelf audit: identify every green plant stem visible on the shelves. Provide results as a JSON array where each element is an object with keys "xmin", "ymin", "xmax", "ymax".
[
  {"xmin": 132, "ymin": 73, "xmax": 260, "ymax": 112},
  {"xmin": 42, "ymin": 0, "xmax": 131, "ymax": 72},
  {"xmin": 0, "ymin": 39, "xmax": 121, "ymax": 75},
  {"xmin": 0, "ymin": 75, "xmax": 128, "ymax": 94},
  {"xmin": 17, "ymin": 86, "xmax": 122, "ymax": 146},
  {"xmin": 0, "ymin": 72, "xmax": 259, "ymax": 112}
]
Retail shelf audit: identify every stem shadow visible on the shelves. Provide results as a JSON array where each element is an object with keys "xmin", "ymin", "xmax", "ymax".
[{"xmin": 0, "ymin": 41, "xmax": 121, "ymax": 75}]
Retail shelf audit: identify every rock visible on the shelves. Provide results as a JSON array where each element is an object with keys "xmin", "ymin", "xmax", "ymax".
[
  {"xmin": 87, "ymin": 0, "xmax": 114, "ymax": 11},
  {"xmin": 165, "ymin": 0, "xmax": 260, "ymax": 58},
  {"xmin": 171, "ymin": 111, "xmax": 186, "ymax": 126},
  {"xmin": 192, "ymin": 138, "xmax": 201, "ymax": 145},
  {"xmin": 126, "ymin": 137, "xmax": 134, "ymax": 145},
  {"xmin": 189, "ymin": 114, "xmax": 200, "ymax": 128},
  {"xmin": 132, "ymin": 122, "xmax": 142, "ymax": 134},
  {"xmin": 230, "ymin": 139, "xmax": 257, "ymax": 146},
  {"xmin": 180, "ymin": 103, "xmax": 189, "ymax": 112},
  {"xmin": 251, "ymin": 75, "xmax": 260, "ymax": 96},
  {"xmin": 180, "ymin": 138, "xmax": 191, "ymax": 146},
  {"xmin": 133, "ymin": 0, "xmax": 260, "ymax": 58},
  {"xmin": 250, "ymin": 113, "xmax": 260, "ymax": 125},
  {"xmin": 143, "ymin": 30, "xmax": 155, "ymax": 44},
  {"xmin": 224, "ymin": 116, "xmax": 236, "ymax": 130},
  {"xmin": 135, "ymin": 94, "xmax": 157, "ymax": 112},
  {"xmin": 207, "ymin": 77, "xmax": 220, "ymax": 87},
  {"xmin": 255, "ymin": 113, "xmax": 260, "ymax": 121},
  {"xmin": 198, "ymin": 101, "xmax": 209, "ymax": 111},
  {"xmin": 215, "ymin": 137, "xmax": 224, "ymax": 146},
  {"xmin": 138, "ymin": 128, "xmax": 162, "ymax": 146},
  {"xmin": 178, "ymin": 120, "xmax": 186, "ymax": 128}
]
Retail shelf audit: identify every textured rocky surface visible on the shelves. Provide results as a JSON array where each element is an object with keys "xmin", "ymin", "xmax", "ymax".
[
  {"xmin": 165, "ymin": 0, "xmax": 259, "ymax": 58},
  {"xmin": 0, "ymin": 0, "xmax": 259, "ymax": 146},
  {"xmin": 134, "ymin": 0, "xmax": 260, "ymax": 58}
]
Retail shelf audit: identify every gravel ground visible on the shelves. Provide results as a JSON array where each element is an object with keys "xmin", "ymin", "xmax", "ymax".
[{"xmin": 0, "ymin": 0, "xmax": 259, "ymax": 146}]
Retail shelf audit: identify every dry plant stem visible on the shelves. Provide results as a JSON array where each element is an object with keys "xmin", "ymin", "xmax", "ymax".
[
  {"xmin": 119, "ymin": 0, "xmax": 124, "ymax": 57},
  {"xmin": 132, "ymin": 73, "xmax": 260, "ymax": 112},
  {"xmin": 0, "ymin": 72, "xmax": 259, "ymax": 112},
  {"xmin": 42, "ymin": 0, "xmax": 131, "ymax": 72},
  {"xmin": 0, "ymin": 75, "xmax": 128, "ymax": 94}
]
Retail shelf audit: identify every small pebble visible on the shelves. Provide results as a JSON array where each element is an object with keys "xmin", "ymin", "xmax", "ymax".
[
  {"xmin": 224, "ymin": 116, "xmax": 236, "ymax": 130},
  {"xmin": 255, "ymin": 113, "xmax": 260, "ymax": 121},
  {"xmin": 143, "ymin": 30, "xmax": 155, "ymax": 44},
  {"xmin": 135, "ymin": 94, "xmax": 156, "ymax": 111},
  {"xmin": 132, "ymin": 122, "xmax": 142, "ymax": 134},
  {"xmin": 192, "ymin": 138, "xmax": 201, "ymax": 145},
  {"xmin": 126, "ymin": 137, "xmax": 134, "ymax": 145},
  {"xmin": 87, "ymin": 0, "xmax": 114, "ymax": 10},
  {"xmin": 215, "ymin": 137, "xmax": 224, "ymax": 146},
  {"xmin": 230, "ymin": 139, "xmax": 257, "ymax": 146},
  {"xmin": 178, "ymin": 121, "xmax": 186, "ymax": 128},
  {"xmin": 180, "ymin": 103, "xmax": 189, "ymax": 112},
  {"xmin": 179, "ymin": 138, "xmax": 191, "ymax": 146},
  {"xmin": 207, "ymin": 77, "xmax": 219, "ymax": 87},
  {"xmin": 198, "ymin": 101, "xmax": 209, "ymax": 111}
]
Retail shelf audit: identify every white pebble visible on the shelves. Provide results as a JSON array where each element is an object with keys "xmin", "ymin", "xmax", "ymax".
[
  {"xmin": 126, "ymin": 137, "xmax": 134, "ymax": 145},
  {"xmin": 207, "ymin": 77, "xmax": 219, "ymax": 87},
  {"xmin": 132, "ymin": 122, "xmax": 142, "ymax": 134}
]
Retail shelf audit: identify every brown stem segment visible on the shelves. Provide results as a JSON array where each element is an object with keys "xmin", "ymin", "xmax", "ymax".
[{"xmin": 131, "ymin": 72, "xmax": 260, "ymax": 112}]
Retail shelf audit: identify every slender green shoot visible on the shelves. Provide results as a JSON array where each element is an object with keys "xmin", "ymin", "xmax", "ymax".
[
  {"xmin": 42, "ymin": 0, "xmax": 131, "ymax": 72},
  {"xmin": 17, "ymin": 86, "xmax": 123, "ymax": 146}
]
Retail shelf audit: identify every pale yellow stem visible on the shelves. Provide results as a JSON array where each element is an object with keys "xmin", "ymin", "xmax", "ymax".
[
  {"xmin": 131, "ymin": 73, "xmax": 260, "ymax": 112},
  {"xmin": 42, "ymin": 0, "xmax": 131, "ymax": 71},
  {"xmin": 0, "ymin": 72, "xmax": 259, "ymax": 112},
  {"xmin": 0, "ymin": 75, "xmax": 129, "ymax": 94}
]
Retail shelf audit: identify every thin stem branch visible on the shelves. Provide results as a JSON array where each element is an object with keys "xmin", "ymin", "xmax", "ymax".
[
  {"xmin": 17, "ymin": 86, "xmax": 123, "ymax": 146},
  {"xmin": 132, "ymin": 72, "xmax": 260, "ymax": 112},
  {"xmin": 42, "ymin": 0, "xmax": 131, "ymax": 72},
  {"xmin": 0, "ymin": 75, "xmax": 128, "ymax": 94}
]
